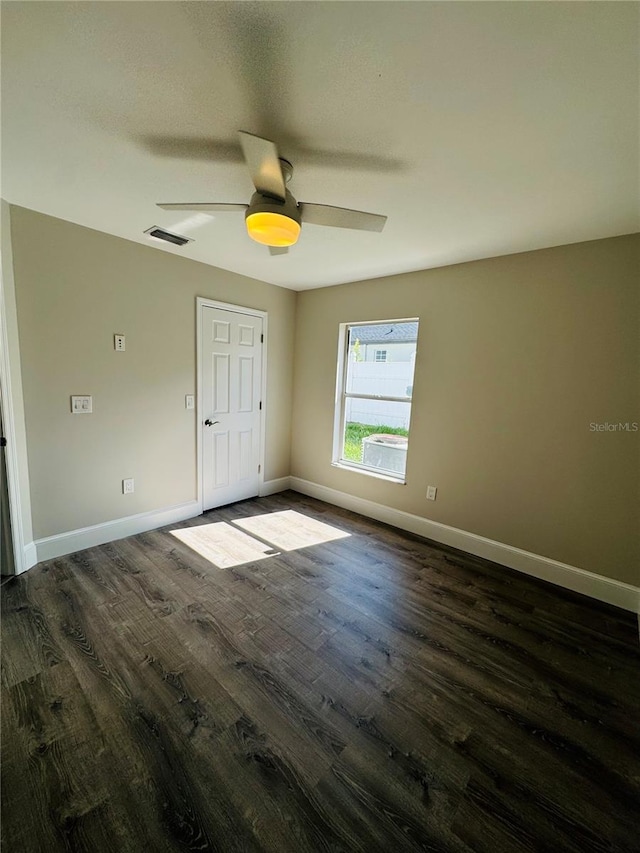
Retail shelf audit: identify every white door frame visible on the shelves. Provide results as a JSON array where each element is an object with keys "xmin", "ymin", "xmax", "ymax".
[
  {"xmin": 0, "ymin": 245, "xmax": 29, "ymax": 574},
  {"xmin": 196, "ymin": 297, "xmax": 268, "ymax": 514}
]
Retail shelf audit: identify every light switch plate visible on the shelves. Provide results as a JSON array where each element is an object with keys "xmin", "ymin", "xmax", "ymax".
[
  {"xmin": 122, "ymin": 478, "xmax": 134, "ymax": 494},
  {"xmin": 71, "ymin": 395, "xmax": 92, "ymax": 414},
  {"xmin": 426, "ymin": 485, "xmax": 437, "ymax": 501},
  {"xmin": 185, "ymin": 394, "xmax": 195, "ymax": 410}
]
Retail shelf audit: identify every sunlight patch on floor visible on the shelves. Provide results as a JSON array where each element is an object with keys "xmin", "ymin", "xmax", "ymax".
[
  {"xmin": 233, "ymin": 510, "xmax": 350, "ymax": 552},
  {"xmin": 170, "ymin": 510, "xmax": 350, "ymax": 569},
  {"xmin": 170, "ymin": 522, "xmax": 278, "ymax": 569}
]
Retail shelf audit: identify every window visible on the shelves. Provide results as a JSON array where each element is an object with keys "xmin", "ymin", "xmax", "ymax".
[{"xmin": 333, "ymin": 319, "xmax": 419, "ymax": 481}]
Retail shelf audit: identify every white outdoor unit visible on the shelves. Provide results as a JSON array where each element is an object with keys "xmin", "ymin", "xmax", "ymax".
[{"xmin": 362, "ymin": 434, "xmax": 408, "ymax": 474}]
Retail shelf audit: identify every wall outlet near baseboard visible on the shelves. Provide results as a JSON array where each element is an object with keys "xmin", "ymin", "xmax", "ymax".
[
  {"xmin": 426, "ymin": 485, "xmax": 437, "ymax": 501},
  {"xmin": 122, "ymin": 478, "xmax": 134, "ymax": 495}
]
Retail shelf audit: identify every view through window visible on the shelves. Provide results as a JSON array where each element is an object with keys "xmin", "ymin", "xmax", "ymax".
[{"xmin": 335, "ymin": 319, "xmax": 419, "ymax": 480}]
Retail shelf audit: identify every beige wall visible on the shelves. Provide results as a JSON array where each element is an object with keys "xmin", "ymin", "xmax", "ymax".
[
  {"xmin": 292, "ymin": 235, "xmax": 640, "ymax": 586},
  {"xmin": 10, "ymin": 206, "xmax": 296, "ymax": 540}
]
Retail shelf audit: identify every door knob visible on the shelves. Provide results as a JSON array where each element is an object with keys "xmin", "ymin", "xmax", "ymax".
[{"xmin": 204, "ymin": 419, "xmax": 219, "ymax": 427}]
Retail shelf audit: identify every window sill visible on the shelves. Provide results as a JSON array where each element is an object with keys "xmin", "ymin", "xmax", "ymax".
[{"xmin": 331, "ymin": 461, "xmax": 406, "ymax": 485}]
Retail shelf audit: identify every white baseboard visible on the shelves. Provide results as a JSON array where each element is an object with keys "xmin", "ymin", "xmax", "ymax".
[
  {"xmin": 22, "ymin": 541, "xmax": 38, "ymax": 572},
  {"xmin": 34, "ymin": 500, "xmax": 200, "ymax": 563},
  {"xmin": 259, "ymin": 476, "xmax": 292, "ymax": 497},
  {"xmin": 290, "ymin": 477, "xmax": 639, "ymax": 613},
  {"xmin": 26, "ymin": 481, "xmax": 640, "ymax": 614}
]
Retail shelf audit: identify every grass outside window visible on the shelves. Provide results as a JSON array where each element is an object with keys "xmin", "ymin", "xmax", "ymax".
[{"xmin": 343, "ymin": 422, "xmax": 409, "ymax": 464}]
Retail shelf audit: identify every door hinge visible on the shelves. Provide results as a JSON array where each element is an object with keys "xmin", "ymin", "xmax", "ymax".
[
  {"xmin": 261, "ymin": 333, "xmax": 264, "ymax": 343},
  {"xmin": 258, "ymin": 464, "xmax": 261, "ymax": 473},
  {"xmin": 0, "ymin": 437, "xmax": 6, "ymax": 448},
  {"xmin": 259, "ymin": 401, "xmax": 262, "ymax": 410}
]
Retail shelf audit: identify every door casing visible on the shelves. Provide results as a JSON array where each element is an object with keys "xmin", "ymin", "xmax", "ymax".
[{"xmin": 196, "ymin": 297, "xmax": 268, "ymax": 513}]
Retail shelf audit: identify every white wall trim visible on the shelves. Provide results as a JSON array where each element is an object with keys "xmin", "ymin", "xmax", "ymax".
[
  {"xmin": 0, "ymin": 200, "xmax": 34, "ymax": 575},
  {"xmin": 34, "ymin": 500, "xmax": 200, "ymax": 563},
  {"xmin": 23, "ymin": 541, "xmax": 38, "ymax": 570},
  {"xmin": 259, "ymin": 476, "xmax": 291, "ymax": 497},
  {"xmin": 290, "ymin": 477, "xmax": 640, "ymax": 613}
]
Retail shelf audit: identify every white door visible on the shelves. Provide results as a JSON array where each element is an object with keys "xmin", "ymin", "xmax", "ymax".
[{"xmin": 201, "ymin": 305, "xmax": 264, "ymax": 510}]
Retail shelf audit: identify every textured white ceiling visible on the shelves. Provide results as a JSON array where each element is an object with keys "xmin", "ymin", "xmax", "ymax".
[{"xmin": 2, "ymin": 1, "xmax": 638, "ymax": 290}]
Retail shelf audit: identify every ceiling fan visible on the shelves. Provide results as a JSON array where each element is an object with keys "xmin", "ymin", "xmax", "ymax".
[{"xmin": 157, "ymin": 131, "xmax": 387, "ymax": 255}]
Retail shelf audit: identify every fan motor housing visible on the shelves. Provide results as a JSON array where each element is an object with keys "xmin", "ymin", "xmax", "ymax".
[{"xmin": 246, "ymin": 190, "xmax": 301, "ymax": 224}]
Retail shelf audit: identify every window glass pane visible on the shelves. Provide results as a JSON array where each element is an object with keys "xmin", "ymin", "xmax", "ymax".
[
  {"xmin": 346, "ymin": 322, "xmax": 418, "ymax": 397},
  {"xmin": 342, "ymin": 400, "xmax": 412, "ymax": 476}
]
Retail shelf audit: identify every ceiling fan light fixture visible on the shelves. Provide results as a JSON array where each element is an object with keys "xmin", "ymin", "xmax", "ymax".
[
  {"xmin": 246, "ymin": 211, "xmax": 301, "ymax": 247},
  {"xmin": 158, "ymin": 133, "xmax": 386, "ymax": 250}
]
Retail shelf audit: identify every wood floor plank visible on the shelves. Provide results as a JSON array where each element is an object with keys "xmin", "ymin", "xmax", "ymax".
[
  {"xmin": 3, "ymin": 491, "xmax": 639, "ymax": 852},
  {"xmin": 41, "ymin": 573, "xmax": 259, "ymax": 851},
  {"xmin": 1, "ymin": 574, "xmax": 63, "ymax": 689},
  {"xmin": 1, "ymin": 659, "xmax": 160, "ymax": 853}
]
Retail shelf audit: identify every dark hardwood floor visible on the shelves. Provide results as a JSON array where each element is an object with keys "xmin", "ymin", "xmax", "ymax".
[{"xmin": 2, "ymin": 491, "xmax": 639, "ymax": 852}]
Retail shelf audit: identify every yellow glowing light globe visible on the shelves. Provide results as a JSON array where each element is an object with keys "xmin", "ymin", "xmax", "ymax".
[{"xmin": 246, "ymin": 211, "xmax": 301, "ymax": 247}]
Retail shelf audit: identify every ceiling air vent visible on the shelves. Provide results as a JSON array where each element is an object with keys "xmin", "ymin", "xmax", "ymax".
[{"xmin": 144, "ymin": 226, "xmax": 193, "ymax": 247}]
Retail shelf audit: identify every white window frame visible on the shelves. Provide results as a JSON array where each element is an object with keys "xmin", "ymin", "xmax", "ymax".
[
  {"xmin": 332, "ymin": 318, "xmax": 418, "ymax": 484},
  {"xmin": 374, "ymin": 349, "xmax": 388, "ymax": 362}
]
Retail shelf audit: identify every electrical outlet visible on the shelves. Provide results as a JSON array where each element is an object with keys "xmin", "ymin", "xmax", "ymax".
[
  {"xmin": 122, "ymin": 478, "xmax": 134, "ymax": 494},
  {"xmin": 426, "ymin": 485, "xmax": 437, "ymax": 501},
  {"xmin": 185, "ymin": 394, "xmax": 195, "ymax": 410},
  {"xmin": 114, "ymin": 334, "xmax": 125, "ymax": 352}
]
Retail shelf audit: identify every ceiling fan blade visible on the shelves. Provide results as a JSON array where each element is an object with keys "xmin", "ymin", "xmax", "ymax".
[
  {"xmin": 269, "ymin": 246, "xmax": 289, "ymax": 256},
  {"xmin": 299, "ymin": 203, "xmax": 387, "ymax": 232},
  {"xmin": 157, "ymin": 203, "xmax": 248, "ymax": 212},
  {"xmin": 238, "ymin": 131, "xmax": 286, "ymax": 201}
]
